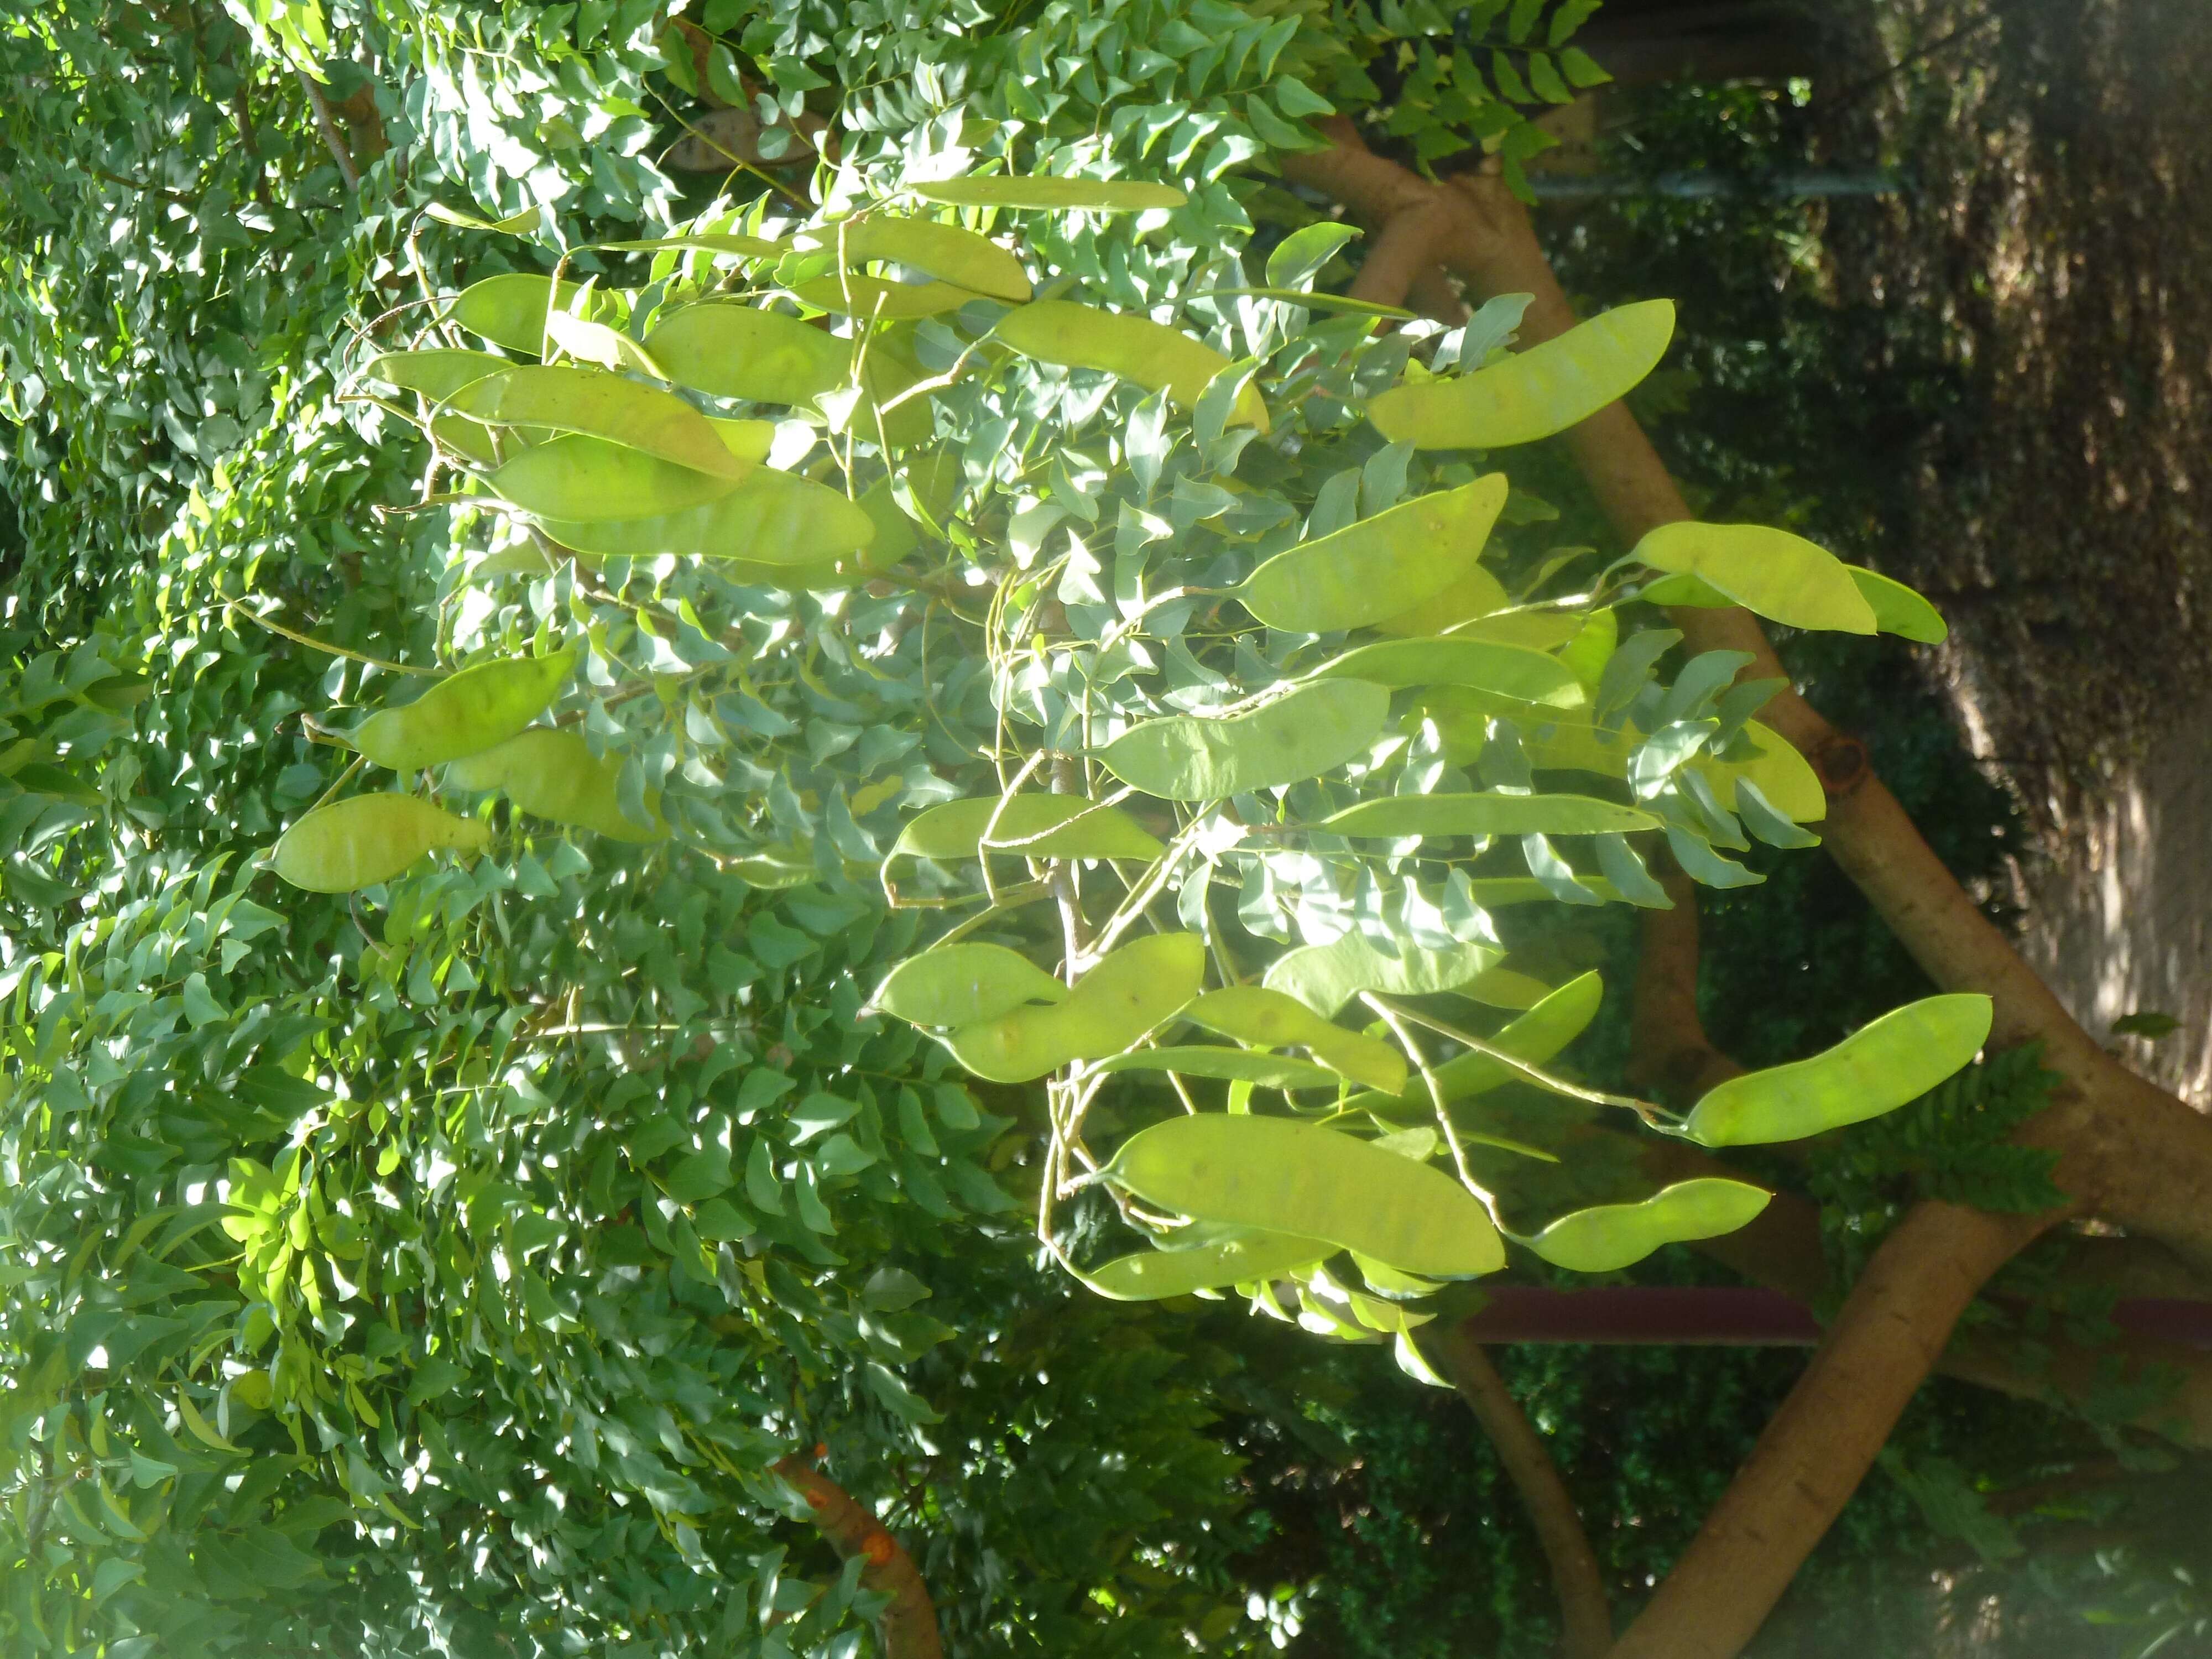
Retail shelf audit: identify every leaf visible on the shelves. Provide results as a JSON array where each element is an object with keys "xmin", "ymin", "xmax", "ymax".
[
  {"xmin": 1266, "ymin": 222, "xmax": 1363, "ymax": 290},
  {"xmin": 1312, "ymin": 635, "xmax": 1583, "ymax": 707},
  {"xmin": 425, "ymin": 201, "xmax": 542, "ymax": 234},
  {"xmin": 1847, "ymin": 565, "xmax": 1949, "ymax": 643},
  {"xmin": 1683, "ymin": 994, "xmax": 1996, "ymax": 1146},
  {"xmin": 1318, "ymin": 791, "xmax": 1660, "ymax": 839}
]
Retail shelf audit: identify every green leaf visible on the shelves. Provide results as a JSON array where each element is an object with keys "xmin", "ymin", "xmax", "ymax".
[
  {"xmin": 1099, "ymin": 680, "xmax": 1390, "ymax": 801},
  {"xmin": 1318, "ymin": 791, "xmax": 1660, "ymax": 839}
]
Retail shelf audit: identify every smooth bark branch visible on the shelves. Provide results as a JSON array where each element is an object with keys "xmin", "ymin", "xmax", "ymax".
[
  {"xmin": 299, "ymin": 71, "xmax": 362, "ymax": 191},
  {"xmin": 771, "ymin": 1455, "xmax": 943, "ymax": 1659},
  {"xmin": 1626, "ymin": 862, "xmax": 1747, "ymax": 1103},
  {"xmin": 1608, "ymin": 1203, "xmax": 2048, "ymax": 1659},
  {"xmin": 1416, "ymin": 1324, "xmax": 1615, "ymax": 1659}
]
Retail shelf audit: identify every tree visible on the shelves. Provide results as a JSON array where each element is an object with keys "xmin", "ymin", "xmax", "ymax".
[{"xmin": 2, "ymin": 4, "xmax": 2206, "ymax": 1658}]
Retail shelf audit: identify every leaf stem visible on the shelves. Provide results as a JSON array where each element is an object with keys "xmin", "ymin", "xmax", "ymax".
[{"xmin": 226, "ymin": 602, "xmax": 437, "ymax": 676}]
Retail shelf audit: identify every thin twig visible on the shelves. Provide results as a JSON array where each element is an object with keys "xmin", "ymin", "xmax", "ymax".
[
  {"xmin": 226, "ymin": 601, "xmax": 435, "ymax": 676},
  {"xmin": 1375, "ymin": 995, "xmax": 1672, "ymax": 1126}
]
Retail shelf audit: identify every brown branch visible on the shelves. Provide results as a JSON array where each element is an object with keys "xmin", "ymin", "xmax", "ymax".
[
  {"xmin": 298, "ymin": 71, "xmax": 361, "ymax": 191},
  {"xmin": 1609, "ymin": 1202, "xmax": 2048, "ymax": 1659},
  {"xmin": 1415, "ymin": 1324, "xmax": 1614, "ymax": 1659},
  {"xmin": 771, "ymin": 1455, "xmax": 943, "ymax": 1659},
  {"xmin": 1625, "ymin": 858, "xmax": 1747, "ymax": 1104}
]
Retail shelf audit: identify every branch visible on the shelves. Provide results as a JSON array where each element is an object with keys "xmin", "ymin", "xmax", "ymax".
[
  {"xmin": 298, "ymin": 71, "xmax": 361, "ymax": 191},
  {"xmin": 1625, "ymin": 858, "xmax": 1746, "ymax": 1104},
  {"xmin": 1415, "ymin": 1324, "xmax": 1614, "ymax": 1659},
  {"xmin": 771, "ymin": 1455, "xmax": 943, "ymax": 1659}
]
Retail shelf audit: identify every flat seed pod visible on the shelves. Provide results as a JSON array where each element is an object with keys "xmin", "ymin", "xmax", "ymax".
[
  {"xmin": 1455, "ymin": 966, "xmax": 1554, "ymax": 1011},
  {"xmin": 912, "ymin": 175, "xmax": 1187, "ymax": 213},
  {"xmin": 1313, "ymin": 636, "xmax": 1583, "ymax": 707},
  {"xmin": 994, "ymin": 300, "xmax": 1267, "ymax": 429},
  {"xmin": 1371, "ymin": 564, "xmax": 1511, "ymax": 636},
  {"xmin": 446, "ymin": 727, "xmax": 665, "ymax": 841},
  {"xmin": 1083, "ymin": 1229, "xmax": 1333, "ymax": 1301},
  {"xmin": 1348, "ymin": 971, "xmax": 1605, "ymax": 1120},
  {"xmin": 1520, "ymin": 1178, "xmax": 1774, "ymax": 1273},
  {"xmin": 796, "ymin": 215, "xmax": 1031, "ymax": 302},
  {"xmin": 1238, "ymin": 475, "xmax": 1507, "ymax": 634},
  {"xmin": 272, "ymin": 794, "xmax": 490, "ymax": 893},
  {"xmin": 707, "ymin": 418, "xmax": 778, "ymax": 463},
  {"xmin": 1091, "ymin": 1047, "xmax": 1345, "ymax": 1089},
  {"xmin": 945, "ymin": 932, "xmax": 1203, "ymax": 1083},
  {"xmin": 791, "ymin": 275, "xmax": 974, "ymax": 319},
  {"xmin": 539, "ymin": 466, "xmax": 875, "ymax": 563},
  {"xmin": 1104, "ymin": 1115, "xmax": 1504, "ymax": 1279},
  {"xmin": 1637, "ymin": 569, "xmax": 1735, "ymax": 608},
  {"xmin": 870, "ymin": 942, "xmax": 1070, "ymax": 1027},
  {"xmin": 353, "ymin": 649, "xmax": 575, "ymax": 773},
  {"xmin": 1847, "ymin": 565, "xmax": 1948, "ymax": 643},
  {"xmin": 447, "ymin": 366, "xmax": 745, "ymax": 479},
  {"xmin": 1683, "ymin": 993, "xmax": 1994, "ymax": 1146},
  {"xmin": 1319, "ymin": 791, "xmax": 1660, "ymax": 839},
  {"xmin": 1632, "ymin": 521, "xmax": 1876, "ymax": 635},
  {"xmin": 644, "ymin": 303, "xmax": 852, "ymax": 406},
  {"xmin": 1693, "ymin": 720, "xmax": 1825, "ymax": 823},
  {"xmin": 1262, "ymin": 934, "xmax": 1501, "ymax": 1019},
  {"xmin": 1099, "ymin": 680, "xmax": 1389, "ymax": 801},
  {"xmin": 1367, "ymin": 299, "xmax": 1676, "ymax": 450},
  {"xmin": 447, "ymin": 274, "xmax": 627, "ymax": 355},
  {"xmin": 431, "ymin": 413, "xmax": 507, "ymax": 468},
  {"xmin": 363, "ymin": 349, "xmax": 510, "ymax": 401},
  {"xmin": 482, "ymin": 434, "xmax": 740, "ymax": 522},
  {"xmin": 598, "ymin": 233, "xmax": 786, "ymax": 259},
  {"xmin": 1184, "ymin": 987, "xmax": 1408, "ymax": 1094},
  {"xmin": 1447, "ymin": 609, "xmax": 1584, "ymax": 651},
  {"xmin": 891, "ymin": 795, "xmax": 1166, "ymax": 862}
]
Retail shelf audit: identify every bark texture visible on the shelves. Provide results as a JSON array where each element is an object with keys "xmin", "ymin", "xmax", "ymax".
[{"xmin": 771, "ymin": 1456, "xmax": 942, "ymax": 1659}]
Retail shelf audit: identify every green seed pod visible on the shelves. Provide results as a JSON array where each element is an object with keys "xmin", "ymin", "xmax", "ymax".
[
  {"xmin": 362, "ymin": 348, "xmax": 510, "ymax": 401},
  {"xmin": 1089, "ymin": 1047, "xmax": 1344, "ymax": 1089},
  {"xmin": 945, "ymin": 932, "xmax": 1203, "ymax": 1083},
  {"xmin": 891, "ymin": 795, "xmax": 1166, "ymax": 862},
  {"xmin": 1104, "ymin": 1114, "xmax": 1504, "ymax": 1279},
  {"xmin": 993, "ymin": 300, "xmax": 1268, "ymax": 429},
  {"xmin": 1349, "ymin": 971, "xmax": 1606, "ymax": 1121},
  {"xmin": 353, "ymin": 651, "xmax": 575, "ymax": 774},
  {"xmin": 1237, "ymin": 474, "xmax": 1508, "ymax": 634},
  {"xmin": 795, "ymin": 215, "xmax": 1031, "ymax": 302},
  {"xmin": 1261, "ymin": 934, "xmax": 1503, "ymax": 1020},
  {"xmin": 1183, "ymin": 986, "xmax": 1408, "ymax": 1094},
  {"xmin": 1099, "ymin": 680, "xmax": 1389, "ymax": 801},
  {"xmin": 1631, "ymin": 521, "xmax": 1876, "ymax": 635},
  {"xmin": 791, "ymin": 275, "xmax": 974, "ymax": 319},
  {"xmin": 1317, "ymin": 791, "xmax": 1661, "ymax": 841},
  {"xmin": 272, "ymin": 794, "xmax": 491, "ymax": 893},
  {"xmin": 1311, "ymin": 635, "xmax": 1583, "ymax": 707},
  {"xmin": 870, "ymin": 942, "xmax": 1071, "ymax": 1027},
  {"xmin": 538, "ymin": 467, "xmax": 876, "ymax": 565},
  {"xmin": 1519, "ymin": 1178, "xmax": 1773, "ymax": 1273},
  {"xmin": 446, "ymin": 366, "xmax": 746, "ymax": 479},
  {"xmin": 1083, "ymin": 1229, "xmax": 1332, "ymax": 1301},
  {"xmin": 644, "ymin": 303, "xmax": 852, "ymax": 406},
  {"xmin": 481, "ymin": 434, "xmax": 740, "ymax": 521},
  {"xmin": 447, "ymin": 274, "xmax": 628, "ymax": 356},
  {"xmin": 1683, "ymin": 994, "xmax": 1994, "ymax": 1146},
  {"xmin": 1366, "ymin": 299, "xmax": 1675, "ymax": 450},
  {"xmin": 445, "ymin": 726, "xmax": 666, "ymax": 842}
]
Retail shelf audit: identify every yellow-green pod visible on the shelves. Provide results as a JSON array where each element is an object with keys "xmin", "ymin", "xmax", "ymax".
[
  {"xmin": 994, "ymin": 300, "xmax": 1268, "ymax": 430},
  {"xmin": 1261, "ymin": 933, "xmax": 1501, "ymax": 1019},
  {"xmin": 708, "ymin": 418, "xmax": 778, "ymax": 463},
  {"xmin": 1311, "ymin": 635, "xmax": 1583, "ymax": 707},
  {"xmin": 1692, "ymin": 720, "xmax": 1825, "ymax": 823},
  {"xmin": 1520, "ymin": 1178, "xmax": 1773, "ymax": 1272},
  {"xmin": 870, "ymin": 942, "xmax": 1070, "ymax": 1027},
  {"xmin": 353, "ymin": 650, "xmax": 575, "ymax": 773},
  {"xmin": 1183, "ymin": 986, "xmax": 1407, "ymax": 1094},
  {"xmin": 1370, "ymin": 563, "xmax": 1510, "ymax": 637},
  {"xmin": 1455, "ymin": 966, "xmax": 1554, "ymax": 1011},
  {"xmin": 1238, "ymin": 475, "xmax": 1508, "ymax": 634},
  {"xmin": 1631, "ymin": 521, "xmax": 1876, "ymax": 635},
  {"xmin": 1082, "ymin": 1229, "xmax": 1332, "ymax": 1301},
  {"xmin": 1350, "ymin": 970, "xmax": 1605, "ymax": 1120},
  {"xmin": 1519, "ymin": 717, "xmax": 1634, "ymax": 780},
  {"xmin": 644, "ymin": 303, "xmax": 852, "ymax": 406},
  {"xmin": 1447, "ymin": 610, "xmax": 1584, "ymax": 651},
  {"xmin": 1103, "ymin": 1114, "xmax": 1504, "ymax": 1279},
  {"xmin": 446, "ymin": 366, "xmax": 745, "ymax": 480},
  {"xmin": 1683, "ymin": 994, "xmax": 1993, "ymax": 1147},
  {"xmin": 891, "ymin": 795, "xmax": 1166, "ymax": 862},
  {"xmin": 1091, "ymin": 1047, "xmax": 1344, "ymax": 1089},
  {"xmin": 272, "ymin": 794, "xmax": 491, "ymax": 893},
  {"xmin": 1318, "ymin": 791, "xmax": 1660, "ymax": 841},
  {"xmin": 446, "ymin": 726, "xmax": 666, "ymax": 841},
  {"xmin": 1099, "ymin": 680, "xmax": 1389, "ymax": 801},
  {"xmin": 797, "ymin": 215, "xmax": 1031, "ymax": 302},
  {"xmin": 363, "ymin": 348, "xmax": 510, "ymax": 401},
  {"xmin": 1367, "ymin": 299, "xmax": 1676, "ymax": 450},
  {"xmin": 598, "ymin": 232, "xmax": 787, "ymax": 260},
  {"xmin": 482, "ymin": 434, "xmax": 740, "ymax": 522},
  {"xmin": 1846, "ymin": 566, "xmax": 1948, "ymax": 643},
  {"xmin": 446, "ymin": 274, "xmax": 628, "ymax": 356},
  {"xmin": 538, "ymin": 466, "xmax": 875, "ymax": 564},
  {"xmin": 944, "ymin": 931, "xmax": 1204, "ymax": 1083},
  {"xmin": 791, "ymin": 275, "xmax": 974, "ymax": 319},
  {"xmin": 911, "ymin": 175, "xmax": 1188, "ymax": 213}
]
